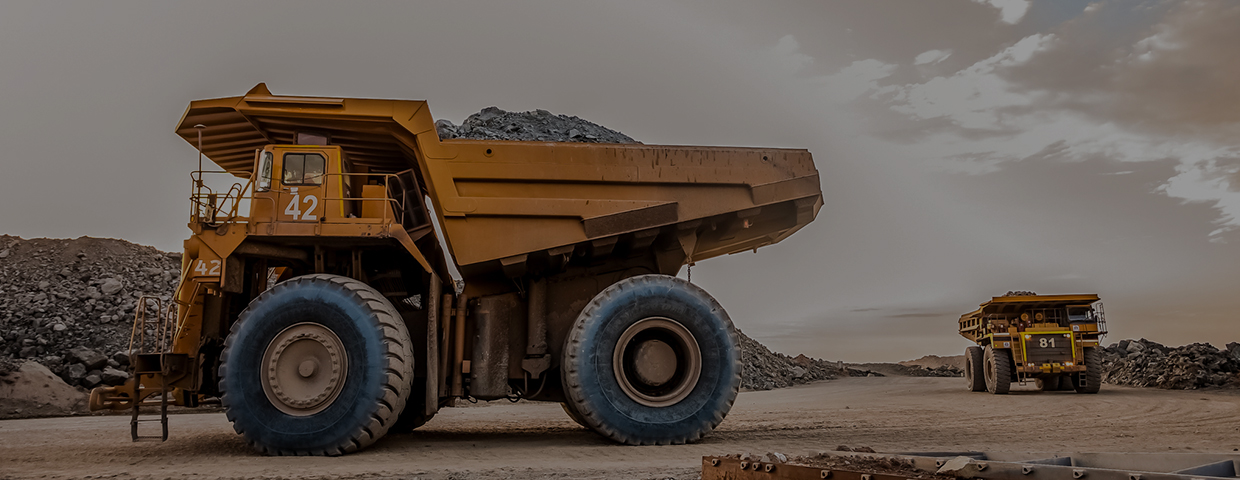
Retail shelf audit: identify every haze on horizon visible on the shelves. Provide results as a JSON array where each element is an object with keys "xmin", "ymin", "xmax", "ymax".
[{"xmin": 1, "ymin": 0, "xmax": 1236, "ymax": 362}]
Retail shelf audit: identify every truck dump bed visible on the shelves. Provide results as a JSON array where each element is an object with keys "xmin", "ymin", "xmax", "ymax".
[
  {"xmin": 175, "ymin": 84, "xmax": 822, "ymax": 280},
  {"xmin": 959, "ymin": 294, "xmax": 1101, "ymax": 343}
]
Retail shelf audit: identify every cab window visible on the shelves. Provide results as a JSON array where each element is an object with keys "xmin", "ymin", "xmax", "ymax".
[{"xmin": 282, "ymin": 153, "xmax": 325, "ymax": 186}]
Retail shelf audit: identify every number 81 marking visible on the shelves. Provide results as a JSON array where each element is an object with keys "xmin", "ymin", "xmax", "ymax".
[
  {"xmin": 194, "ymin": 259, "xmax": 221, "ymax": 277},
  {"xmin": 1038, "ymin": 337, "xmax": 1056, "ymax": 348}
]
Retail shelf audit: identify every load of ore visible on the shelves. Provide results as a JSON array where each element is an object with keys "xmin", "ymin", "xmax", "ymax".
[
  {"xmin": 435, "ymin": 106, "xmax": 640, "ymax": 144},
  {"xmin": 1100, "ymin": 339, "xmax": 1240, "ymax": 389},
  {"xmin": 0, "ymin": 235, "xmax": 181, "ymax": 390}
]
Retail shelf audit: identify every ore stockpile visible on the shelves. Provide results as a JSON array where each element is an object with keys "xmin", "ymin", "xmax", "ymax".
[
  {"xmin": 435, "ymin": 106, "xmax": 640, "ymax": 144},
  {"xmin": 1102, "ymin": 338, "xmax": 1240, "ymax": 389},
  {"xmin": 0, "ymin": 235, "xmax": 180, "ymax": 389}
]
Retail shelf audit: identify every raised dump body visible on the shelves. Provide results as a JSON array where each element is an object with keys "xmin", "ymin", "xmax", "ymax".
[
  {"xmin": 958, "ymin": 293, "xmax": 1107, "ymax": 394},
  {"xmin": 89, "ymin": 84, "xmax": 822, "ymax": 454}
]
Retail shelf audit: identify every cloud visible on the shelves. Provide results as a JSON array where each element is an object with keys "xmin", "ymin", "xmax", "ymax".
[
  {"xmin": 771, "ymin": 34, "xmax": 813, "ymax": 74},
  {"xmin": 883, "ymin": 34, "xmax": 1053, "ymax": 131},
  {"xmin": 796, "ymin": 1, "xmax": 1240, "ymax": 239},
  {"xmin": 913, "ymin": 49, "xmax": 952, "ymax": 65},
  {"xmin": 972, "ymin": 0, "xmax": 1030, "ymax": 24}
]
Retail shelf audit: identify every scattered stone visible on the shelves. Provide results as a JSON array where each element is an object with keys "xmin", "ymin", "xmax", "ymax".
[
  {"xmin": 65, "ymin": 363, "xmax": 86, "ymax": 383},
  {"xmin": 82, "ymin": 373, "xmax": 103, "ymax": 388},
  {"xmin": 100, "ymin": 278, "xmax": 123, "ymax": 295},
  {"xmin": 101, "ymin": 366, "xmax": 129, "ymax": 385},
  {"xmin": 67, "ymin": 347, "xmax": 107, "ymax": 370}
]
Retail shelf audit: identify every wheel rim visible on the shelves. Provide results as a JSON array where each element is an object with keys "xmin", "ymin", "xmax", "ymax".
[
  {"xmin": 261, "ymin": 322, "xmax": 348, "ymax": 416},
  {"xmin": 612, "ymin": 317, "xmax": 702, "ymax": 407}
]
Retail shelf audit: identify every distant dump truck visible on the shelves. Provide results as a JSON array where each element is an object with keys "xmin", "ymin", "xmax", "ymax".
[
  {"xmin": 88, "ymin": 84, "xmax": 822, "ymax": 455},
  {"xmin": 958, "ymin": 293, "xmax": 1107, "ymax": 394}
]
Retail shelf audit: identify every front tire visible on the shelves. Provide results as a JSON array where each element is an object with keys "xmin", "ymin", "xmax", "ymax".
[
  {"xmin": 219, "ymin": 274, "xmax": 414, "ymax": 455},
  {"xmin": 964, "ymin": 346, "xmax": 986, "ymax": 392},
  {"xmin": 1072, "ymin": 347, "xmax": 1102, "ymax": 394},
  {"xmin": 984, "ymin": 346, "xmax": 1012, "ymax": 394},
  {"xmin": 562, "ymin": 275, "xmax": 740, "ymax": 445}
]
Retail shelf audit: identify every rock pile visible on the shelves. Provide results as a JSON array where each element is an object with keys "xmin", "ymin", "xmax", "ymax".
[
  {"xmin": 1100, "ymin": 339, "xmax": 1240, "ymax": 389},
  {"xmin": 737, "ymin": 329, "xmax": 866, "ymax": 390},
  {"xmin": 435, "ymin": 106, "xmax": 640, "ymax": 144},
  {"xmin": 0, "ymin": 235, "xmax": 181, "ymax": 390}
]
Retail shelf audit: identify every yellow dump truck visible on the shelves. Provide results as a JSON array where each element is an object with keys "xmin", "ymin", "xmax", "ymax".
[
  {"xmin": 958, "ymin": 293, "xmax": 1107, "ymax": 394},
  {"xmin": 88, "ymin": 84, "xmax": 822, "ymax": 454}
]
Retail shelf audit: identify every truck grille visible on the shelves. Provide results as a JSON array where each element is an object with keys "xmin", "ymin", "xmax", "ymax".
[{"xmin": 1023, "ymin": 333, "xmax": 1073, "ymax": 365}]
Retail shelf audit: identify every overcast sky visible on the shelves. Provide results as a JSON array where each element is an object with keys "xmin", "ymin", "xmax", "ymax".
[{"xmin": 1, "ymin": 0, "xmax": 1236, "ymax": 362}]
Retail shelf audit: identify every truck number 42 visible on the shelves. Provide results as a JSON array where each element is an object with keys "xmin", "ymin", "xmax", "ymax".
[
  {"xmin": 284, "ymin": 193, "xmax": 319, "ymax": 221},
  {"xmin": 1038, "ymin": 338, "xmax": 1057, "ymax": 348},
  {"xmin": 194, "ymin": 259, "xmax": 221, "ymax": 276}
]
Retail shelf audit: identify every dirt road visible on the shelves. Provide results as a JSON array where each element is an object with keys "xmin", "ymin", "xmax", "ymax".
[{"xmin": 2, "ymin": 377, "xmax": 1238, "ymax": 479}]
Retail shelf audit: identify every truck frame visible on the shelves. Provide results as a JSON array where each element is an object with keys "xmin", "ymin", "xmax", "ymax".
[
  {"xmin": 958, "ymin": 294, "xmax": 1107, "ymax": 394},
  {"xmin": 88, "ymin": 84, "xmax": 823, "ymax": 454}
]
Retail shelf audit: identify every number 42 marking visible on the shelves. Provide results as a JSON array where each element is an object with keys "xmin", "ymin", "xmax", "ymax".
[
  {"xmin": 194, "ymin": 259, "xmax": 221, "ymax": 277},
  {"xmin": 284, "ymin": 188, "xmax": 318, "ymax": 221}
]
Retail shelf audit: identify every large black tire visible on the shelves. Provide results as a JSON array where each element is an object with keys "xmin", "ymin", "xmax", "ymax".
[
  {"xmin": 562, "ymin": 275, "xmax": 740, "ymax": 445},
  {"xmin": 1036, "ymin": 376, "xmax": 1060, "ymax": 391},
  {"xmin": 219, "ymin": 274, "xmax": 414, "ymax": 455},
  {"xmin": 1072, "ymin": 347, "xmax": 1102, "ymax": 394},
  {"xmin": 983, "ymin": 346, "xmax": 1012, "ymax": 394},
  {"xmin": 964, "ymin": 346, "xmax": 986, "ymax": 392}
]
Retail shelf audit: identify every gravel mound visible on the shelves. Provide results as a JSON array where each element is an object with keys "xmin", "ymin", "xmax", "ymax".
[
  {"xmin": 737, "ymin": 329, "xmax": 874, "ymax": 390},
  {"xmin": 0, "ymin": 361, "xmax": 87, "ymax": 419},
  {"xmin": 899, "ymin": 354, "xmax": 966, "ymax": 370},
  {"xmin": 1100, "ymin": 339, "xmax": 1240, "ymax": 389},
  {"xmin": 0, "ymin": 235, "xmax": 181, "ymax": 390},
  {"xmin": 435, "ymin": 106, "xmax": 640, "ymax": 144}
]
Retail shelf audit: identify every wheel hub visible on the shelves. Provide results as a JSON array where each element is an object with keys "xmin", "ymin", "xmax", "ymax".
[
  {"xmin": 613, "ymin": 317, "xmax": 701, "ymax": 407},
  {"xmin": 261, "ymin": 322, "xmax": 348, "ymax": 416}
]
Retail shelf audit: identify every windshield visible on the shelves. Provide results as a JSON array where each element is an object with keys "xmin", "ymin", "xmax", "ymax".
[{"xmin": 1067, "ymin": 308, "xmax": 1092, "ymax": 323}]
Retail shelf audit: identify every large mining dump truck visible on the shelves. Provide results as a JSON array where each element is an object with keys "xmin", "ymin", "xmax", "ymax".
[
  {"xmin": 87, "ymin": 84, "xmax": 822, "ymax": 455},
  {"xmin": 958, "ymin": 293, "xmax": 1107, "ymax": 394}
]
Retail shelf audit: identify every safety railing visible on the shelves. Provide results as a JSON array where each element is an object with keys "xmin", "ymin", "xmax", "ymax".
[
  {"xmin": 190, "ymin": 169, "xmax": 256, "ymax": 226},
  {"xmin": 189, "ymin": 169, "xmax": 414, "ymax": 230}
]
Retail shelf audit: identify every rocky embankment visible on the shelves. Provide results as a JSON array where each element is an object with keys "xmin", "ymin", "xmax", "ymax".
[
  {"xmin": 0, "ymin": 235, "xmax": 181, "ymax": 393},
  {"xmin": 1101, "ymin": 339, "xmax": 1240, "ymax": 389}
]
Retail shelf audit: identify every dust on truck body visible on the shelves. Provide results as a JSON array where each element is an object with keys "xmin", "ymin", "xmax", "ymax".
[
  {"xmin": 87, "ymin": 84, "xmax": 823, "ymax": 454},
  {"xmin": 959, "ymin": 294, "xmax": 1107, "ymax": 394}
]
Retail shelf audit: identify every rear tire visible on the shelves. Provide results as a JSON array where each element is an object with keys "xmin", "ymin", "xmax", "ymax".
[
  {"xmin": 964, "ymin": 346, "xmax": 986, "ymax": 392},
  {"xmin": 1072, "ymin": 347, "xmax": 1102, "ymax": 394},
  {"xmin": 984, "ymin": 346, "xmax": 1012, "ymax": 394},
  {"xmin": 219, "ymin": 274, "xmax": 414, "ymax": 455},
  {"xmin": 1036, "ymin": 376, "xmax": 1060, "ymax": 391},
  {"xmin": 561, "ymin": 275, "xmax": 740, "ymax": 445}
]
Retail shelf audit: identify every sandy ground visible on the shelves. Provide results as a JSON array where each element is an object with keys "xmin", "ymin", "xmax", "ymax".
[{"xmin": 2, "ymin": 377, "xmax": 1239, "ymax": 479}]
